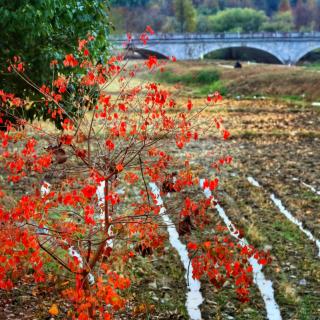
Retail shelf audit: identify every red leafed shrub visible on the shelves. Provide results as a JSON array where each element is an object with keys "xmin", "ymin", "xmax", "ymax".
[
  {"xmin": 0, "ymin": 32, "xmax": 268, "ymax": 318},
  {"xmin": 189, "ymin": 228, "xmax": 271, "ymax": 302}
]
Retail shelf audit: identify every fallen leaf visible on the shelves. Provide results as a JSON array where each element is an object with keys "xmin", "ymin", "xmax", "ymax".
[{"xmin": 49, "ymin": 303, "xmax": 59, "ymax": 316}]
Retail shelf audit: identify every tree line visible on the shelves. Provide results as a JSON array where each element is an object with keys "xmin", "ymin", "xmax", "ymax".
[{"xmin": 110, "ymin": 0, "xmax": 320, "ymax": 33}]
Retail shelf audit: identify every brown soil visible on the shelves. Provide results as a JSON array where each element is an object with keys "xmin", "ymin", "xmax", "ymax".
[
  {"xmin": 161, "ymin": 93, "xmax": 320, "ymax": 319},
  {"xmin": 2, "ymin": 61, "xmax": 320, "ymax": 319}
]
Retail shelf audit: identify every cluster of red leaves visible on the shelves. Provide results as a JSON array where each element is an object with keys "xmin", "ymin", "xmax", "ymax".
[
  {"xmin": 63, "ymin": 54, "xmax": 79, "ymax": 68},
  {"xmin": 63, "ymin": 268, "xmax": 130, "ymax": 319},
  {"xmin": 7, "ymin": 56, "xmax": 25, "ymax": 73},
  {"xmin": 1, "ymin": 132, "xmax": 52, "ymax": 182},
  {"xmin": 188, "ymin": 230, "xmax": 271, "ymax": 302},
  {"xmin": 0, "ymin": 191, "xmax": 48, "ymax": 290},
  {"xmin": 0, "ymin": 90, "xmax": 23, "ymax": 108}
]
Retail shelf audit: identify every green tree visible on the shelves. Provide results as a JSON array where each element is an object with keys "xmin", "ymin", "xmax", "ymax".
[
  {"xmin": 110, "ymin": 6, "xmax": 127, "ymax": 33},
  {"xmin": 196, "ymin": 14, "xmax": 212, "ymax": 31},
  {"xmin": 174, "ymin": 0, "xmax": 197, "ymax": 32},
  {"xmin": 0, "ymin": 0, "xmax": 110, "ymax": 123},
  {"xmin": 208, "ymin": 8, "xmax": 267, "ymax": 32},
  {"xmin": 261, "ymin": 11, "xmax": 294, "ymax": 31}
]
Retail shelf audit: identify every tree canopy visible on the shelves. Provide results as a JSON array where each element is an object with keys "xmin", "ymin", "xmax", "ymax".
[
  {"xmin": 0, "ymin": 0, "xmax": 110, "ymax": 102},
  {"xmin": 261, "ymin": 11, "xmax": 294, "ymax": 31},
  {"xmin": 208, "ymin": 8, "xmax": 267, "ymax": 32},
  {"xmin": 174, "ymin": 0, "xmax": 197, "ymax": 32}
]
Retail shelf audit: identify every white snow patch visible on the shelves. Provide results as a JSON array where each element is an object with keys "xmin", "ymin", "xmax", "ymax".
[
  {"xmin": 117, "ymin": 187, "xmax": 126, "ymax": 195},
  {"xmin": 301, "ymin": 182, "xmax": 320, "ymax": 196},
  {"xmin": 270, "ymin": 194, "xmax": 320, "ymax": 257},
  {"xmin": 37, "ymin": 181, "xmax": 51, "ymax": 234},
  {"xmin": 95, "ymin": 180, "xmax": 114, "ymax": 248},
  {"xmin": 247, "ymin": 176, "xmax": 261, "ymax": 188},
  {"xmin": 68, "ymin": 246, "xmax": 95, "ymax": 285},
  {"xmin": 41, "ymin": 181, "xmax": 51, "ymax": 197},
  {"xmin": 68, "ymin": 246, "xmax": 84, "ymax": 268},
  {"xmin": 96, "ymin": 180, "xmax": 106, "ymax": 206},
  {"xmin": 149, "ymin": 183, "xmax": 203, "ymax": 320},
  {"xmin": 247, "ymin": 176, "xmax": 320, "ymax": 257},
  {"xmin": 200, "ymin": 179, "xmax": 282, "ymax": 320}
]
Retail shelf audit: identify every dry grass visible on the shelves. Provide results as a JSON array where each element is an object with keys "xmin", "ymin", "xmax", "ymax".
[
  {"xmin": 278, "ymin": 282, "xmax": 300, "ymax": 304},
  {"xmin": 246, "ymin": 224, "xmax": 267, "ymax": 244},
  {"xmin": 158, "ymin": 61, "xmax": 320, "ymax": 101}
]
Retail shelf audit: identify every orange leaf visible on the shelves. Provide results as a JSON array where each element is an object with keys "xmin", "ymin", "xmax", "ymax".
[
  {"xmin": 116, "ymin": 163, "xmax": 123, "ymax": 172},
  {"xmin": 49, "ymin": 304, "xmax": 59, "ymax": 316}
]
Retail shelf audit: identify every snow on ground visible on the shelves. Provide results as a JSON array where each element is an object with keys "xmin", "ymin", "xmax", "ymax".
[
  {"xmin": 201, "ymin": 179, "xmax": 282, "ymax": 320},
  {"xmin": 247, "ymin": 176, "xmax": 320, "ymax": 257},
  {"xmin": 149, "ymin": 183, "xmax": 203, "ymax": 320}
]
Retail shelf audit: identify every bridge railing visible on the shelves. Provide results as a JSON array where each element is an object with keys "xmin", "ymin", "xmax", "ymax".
[{"xmin": 109, "ymin": 32, "xmax": 320, "ymax": 41}]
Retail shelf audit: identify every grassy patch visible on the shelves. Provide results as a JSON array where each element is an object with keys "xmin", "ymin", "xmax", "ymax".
[
  {"xmin": 156, "ymin": 69, "xmax": 220, "ymax": 86},
  {"xmin": 281, "ymin": 95, "xmax": 305, "ymax": 103},
  {"xmin": 277, "ymin": 281, "xmax": 300, "ymax": 305},
  {"xmin": 299, "ymin": 191, "xmax": 320, "ymax": 201},
  {"xmin": 154, "ymin": 68, "xmax": 228, "ymax": 97},
  {"xmin": 272, "ymin": 220, "xmax": 302, "ymax": 244},
  {"xmin": 194, "ymin": 80, "xmax": 228, "ymax": 97},
  {"xmin": 303, "ymin": 62, "xmax": 320, "ymax": 70},
  {"xmin": 298, "ymin": 295, "xmax": 320, "ymax": 320}
]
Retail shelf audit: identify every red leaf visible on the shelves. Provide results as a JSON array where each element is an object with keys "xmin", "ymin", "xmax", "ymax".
[
  {"xmin": 187, "ymin": 242, "xmax": 198, "ymax": 250},
  {"xmin": 258, "ymin": 258, "xmax": 267, "ymax": 265}
]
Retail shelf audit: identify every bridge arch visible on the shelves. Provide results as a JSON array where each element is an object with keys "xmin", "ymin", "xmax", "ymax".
[
  {"xmin": 200, "ymin": 44, "xmax": 284, "ymax": 64},
  {"xmin": 124, "ymin": 43, "xmax": 170, "ymax": 59},
  {"xmin": 127, "ymin": 47, "xmax": 169, "ymax": 59},
  {"xmin": 293, "ymin": 45, "xmax": 320, "ymax": 64}
]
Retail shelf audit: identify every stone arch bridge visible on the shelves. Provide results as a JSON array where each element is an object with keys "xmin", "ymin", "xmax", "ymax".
[{"xmin": 110, "ymin": 32, "xmax": 320, "ymax": 65}]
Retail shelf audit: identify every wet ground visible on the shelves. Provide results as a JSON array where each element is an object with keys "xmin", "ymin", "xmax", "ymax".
[{"xmin": 161, "ymin": 96, "xmax": 320, "ymax": 319}]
